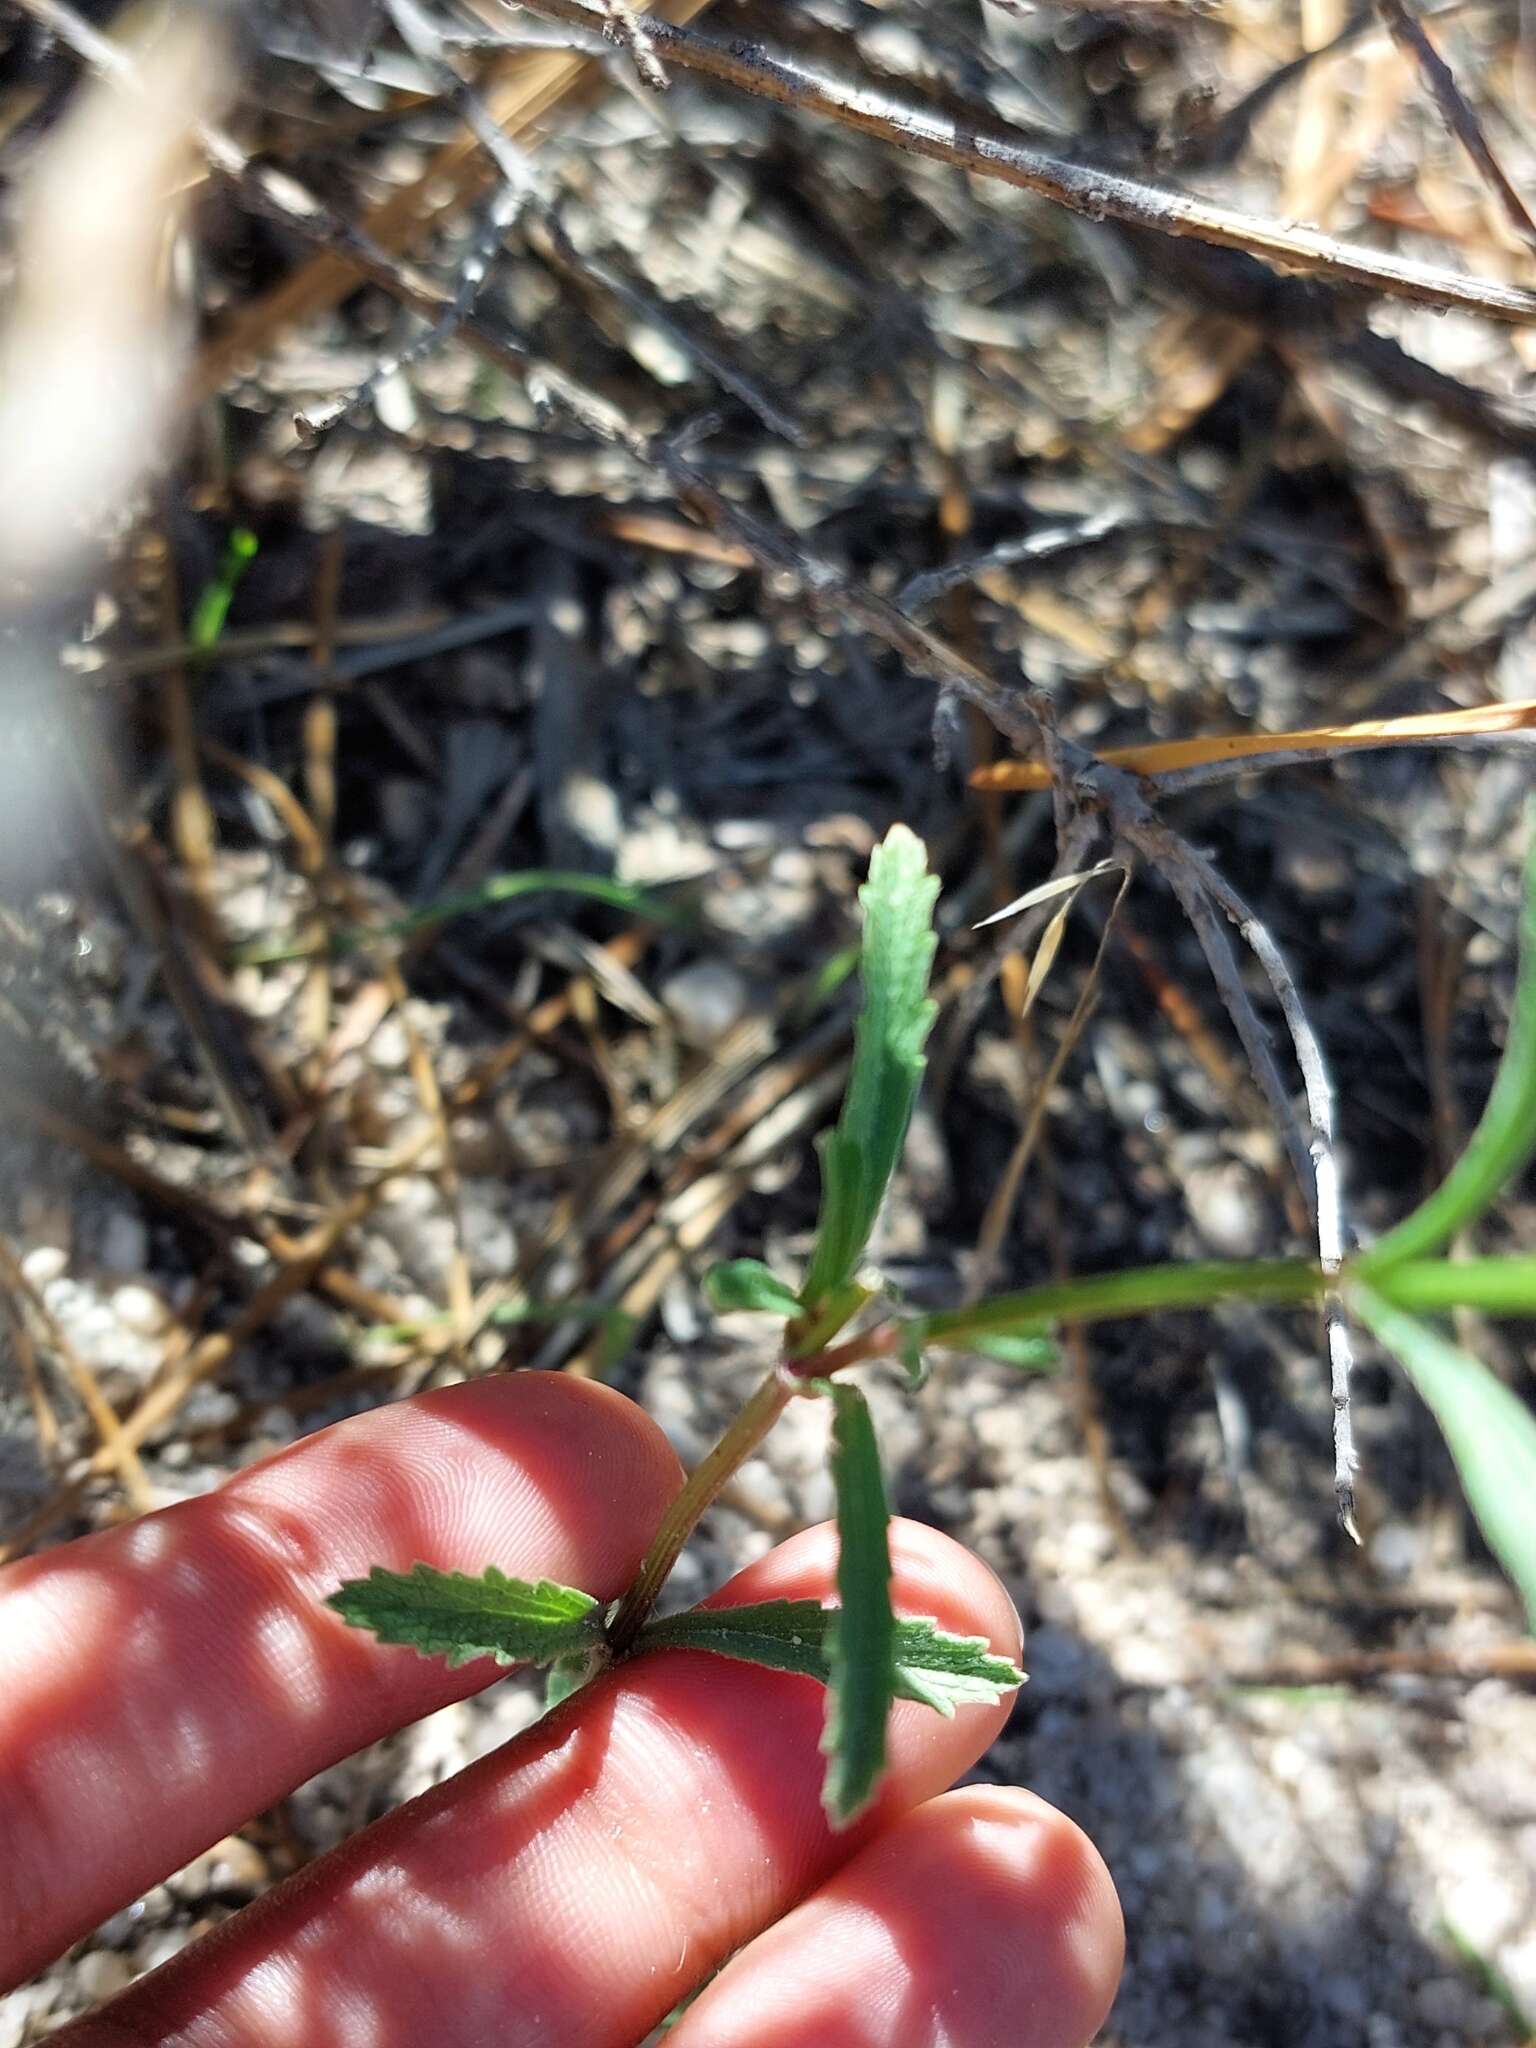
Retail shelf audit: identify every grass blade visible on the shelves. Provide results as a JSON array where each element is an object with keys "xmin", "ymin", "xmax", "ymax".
[
  {"xmin": 371, "ymin": 870, "xmax": 684, "ymax": 944},
  {"xmin": 1352, "ymin": 1283, "xmax": 1536, "ymax": 1628},
  {"xmin": 1360, "ymin": 818, "xmax": 1536, "ymax": 1271},
  {"xmin": 801, "ymin": 826, "xmax": 939, "ymax": 1309},
  {"xmin": 820, "ymin": 1381, "xmax": 897, "ymax": 1826},
  {"xmin": 918, "ymin": 1257, "xmax": 1320, "ymax": 1348},
  {"xmin": 188, "ymin": 527, "xmax": 259, "ymax": 650},
  {"xmin": 1373, "ymin": 1258, "xmax": 1536, "ymax": 1316}
]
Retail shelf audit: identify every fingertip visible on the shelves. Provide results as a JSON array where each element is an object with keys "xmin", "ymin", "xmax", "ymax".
[
  {"xmin": 673, "ymin": 1784, "xmax": 1124, "ymax": 2048},
  {"xmin": 939, "ymin": 1786, "xmax": 1125, "ymax": 2038}
]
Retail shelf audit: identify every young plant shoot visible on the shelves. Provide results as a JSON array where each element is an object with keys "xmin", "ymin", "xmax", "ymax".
[{"xmin": 333, "ymin": 819, "xmax": 1536, "ymax": 1828}]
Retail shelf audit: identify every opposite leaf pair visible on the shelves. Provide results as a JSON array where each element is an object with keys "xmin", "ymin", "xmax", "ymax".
[{"xmin": 327, "ymin": 1551, "xmax": 1024, "ymax": 1829}]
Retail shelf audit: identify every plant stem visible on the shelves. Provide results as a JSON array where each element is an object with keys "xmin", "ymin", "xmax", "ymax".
[
  {"xmin": 918, "ymin": 1256, "xmax": 1323, "ymax": 1344},
  {"xmin": 605, "ymin": 1368, "xmax": 792, "ymax": 1656},
  {"xmin": 1368, "ymin": 1256, "xmax": 1536, "ymax": 1315}
]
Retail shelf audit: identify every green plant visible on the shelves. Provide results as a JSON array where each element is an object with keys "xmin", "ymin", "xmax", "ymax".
[{"xmin": 331, "ymin": 822, "xmax": 1536, "ymax": 1824}]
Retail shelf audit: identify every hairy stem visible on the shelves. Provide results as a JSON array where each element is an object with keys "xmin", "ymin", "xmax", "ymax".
[{"xmin": 605, "ymin": 1368, "xmax": 792, "ymax": 1655}]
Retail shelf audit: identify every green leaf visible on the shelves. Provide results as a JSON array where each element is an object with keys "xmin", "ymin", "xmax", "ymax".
[
  {"xmin": 820, "ymin": 1382, "xmax": 897, "ymax": 1827},
  {"xmin": 188, "ymin": 526, "xmax": 258, "ymax": 651},
  {"xmin": 889, "ymin": 1619, "xmax": 1026, "ymax": 1715},
  {"xmin": 1359, "ymin": 817, "xmax": 1536, "ymax": 1272},
  {"xmin": 801, "ymin": 826, "xmax": 939, "ymax": 1310},
  {"xmin": 638, "ymin": 1597, "xmax": 833, "ymax": 1679},
  {"xmin": 545, "ymin": 1651, "xmax": 598, "ymax": 1711},
  {"xmin": 703, "ymin": 1259, "xmax": 804, "ymax": 1319},
  {"xmin": 328, "ymin": 1564, "xmax": 602, "ymax": 1668},
  {"xmin": 1352, "ymin": 1283, "xmax": 1536, "ymax": 1629},
  {"xmin": 896, "ymin": 1322, "xmax": 930, "ymax": 1388},
  {"xmin": 635, "ymin": 1598, "xmax": 1024, "ymax": 1716},
  {"xmin": 967, "ymin": 1331, "xmax": 1059, "ymax": 1369}
]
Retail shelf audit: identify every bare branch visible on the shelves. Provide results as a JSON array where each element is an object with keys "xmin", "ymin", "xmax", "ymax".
[
  {"xmin": 1179, "ymin": 849, "xmax": 1360, "ymax": 1537},
  {"xmin": 1374, "ymin": 0, "xmax": 1536, "ymax": 259},
  {"xmin": 505, "ymin": 0, "xmax": 1536, "ymax": 323}
]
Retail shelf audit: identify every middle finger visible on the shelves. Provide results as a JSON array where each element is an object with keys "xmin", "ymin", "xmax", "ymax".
[{"xmin": 55, "ymin": 1519, "xmax": 1022, "ymax": 2048}]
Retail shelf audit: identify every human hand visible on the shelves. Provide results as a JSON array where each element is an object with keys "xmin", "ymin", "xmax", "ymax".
[{"xmin": 1, "ymin": 1374, "xmax": 1123, "ymax": 2045}]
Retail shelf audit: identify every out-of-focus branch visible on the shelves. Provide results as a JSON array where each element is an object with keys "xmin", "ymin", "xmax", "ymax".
[{"xmin": 507, "ymin": 0, "xmax": 1536, "ymax": 322}]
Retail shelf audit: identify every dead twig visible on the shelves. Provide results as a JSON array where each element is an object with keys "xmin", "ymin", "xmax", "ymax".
[
  {"xmin": 1176, "ymin": 848, "xmax": 1358, "ymax": 1535},
  {"xmin": 507, "ymin": 0, "xmax": 1536, "ymax": 322},
  {"xmin": 1373, "ymin": 0, "xmax": 1536, "ymax": 258},
  {"xmin": 592, "ymin": 0, "xmax": 670, "ymax": 88},
  {"xmin": 0, "ymin": 1234, "xmax": 157, "ymax": 1517}
]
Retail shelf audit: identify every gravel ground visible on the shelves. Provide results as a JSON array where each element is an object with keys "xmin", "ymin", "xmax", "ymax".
[
  {"xmin": 3, "ymin": 846, "xmax": 1533, "ymax": 2046},
  {"xmin": 5, "ymin": 0, "xmax": 1536, "ymax": 2038}
]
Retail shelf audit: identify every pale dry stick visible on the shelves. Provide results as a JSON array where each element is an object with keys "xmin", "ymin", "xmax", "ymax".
[
  {"xmin": 507, "ymin": 0, "xmax": 1536, "ymax": 322},
  {"xmin": 554, "ymin": 1172, "xmax": 741, "ymax": 1380},
  {"xmin": 61, "ymin": 696, "xmax": 273, "ymax": 1155},
  {"xmin": 593, "ymin": 0, "xmax": 670, "ymax": 88},
  {"xmin": 1034, "ymin": 1126, "xmax": 1138, "ymax": 1553},
  {"xmin": 0, "ymin": 1071, "xmax": 429, "ymax": 1350},
  {"xmin": 1215, "ymin": 1638, "xmax": 1536, "ymax": 1686},
  {"xmin": 0, "ymin": 1234, "xmax": 157, "ymax": 1516},
  {"xmin": 194, "ymin": 0, "xmax": 716, "ymax": 396},
  {"xmin": 584, "ymin": 1027, "xmax": 849, "ymax": 1275},
  {"xmin": 448, "ymin": 927, "xmax": 655, "ymax": 1109},
  {"xmin": 897, "ymin": 506, "xmax": 1153, "ymax": 614},
  {"xmin": 458, "ymin": 1013, "xmax": 783, "ymax": 1359},
  {"xmin": 295, "ymin": 0, "xmax": 543, "ymax": 440},
  {"xmin": 1374, "ymin": 0, "xmax": 1536, "ymax": 257},
  {"xmin": 1172, "ymin": 845, "xmax": 1359, "ymax": 1534},
  {"xmin": 1287, "ymin": 0, "xmax": 1355, "ymax": 223},
  {"xmin": 1141, "ymin": 730, "xmax": 1536, "ymax": 799},
  {"xmin": 0, "ymin": 1087, "xmax": 227, "ymax": 1237},
  {"xmin": 299, "ymin": 180, "xmax": 526, "ymax": 443},
  {"xmin": 969, "ymin": 700, "xmax": 1536, "ymax": 798}
]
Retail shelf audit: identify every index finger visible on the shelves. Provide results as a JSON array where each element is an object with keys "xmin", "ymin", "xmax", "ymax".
[{"xmin": 0, "ymin": 1373, "xmax": 682, "ymax": 1989}]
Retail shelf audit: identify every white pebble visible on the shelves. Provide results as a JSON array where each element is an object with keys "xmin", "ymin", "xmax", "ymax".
[
  {"xmin": 20, "ymin": 1243, "xmax": 67, "ymax": 1287},
  {"xmin": 111, "ymin": 1284, "xmax": 169, "ymax": 1336},
  {"xmin": 662, "ymin": 959, "xmax": 748, "ymax": 1048},
  {"xmin": 74, "ymin": 1949, "xmax": 133, "ymax": 2002}
]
